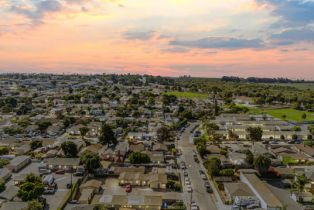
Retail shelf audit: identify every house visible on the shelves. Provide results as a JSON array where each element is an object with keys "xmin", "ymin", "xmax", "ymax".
[
  {"xmin": 206, "ymin": 145, "xmax": 221, "ymax": 154},
  {"xmin": 118, "ymin": 171, "xmax": 167, "ymax": 189},
  {"xmin": 0, "ymin": 168, "xmax": 12, "ymax": 182},
  {"xmin": 99, "ymin": 142, "xmax": 128, "ymax": 162},
  {"xmin": 129, "ymin": 142, "xmax": 145, "ymax": 153},
  {"xmin": 78, "ymin": 188, "xmax": 94, "ymax": 204},
  {"xmin": 228, "ymin": 152, "xmax": 247, "ymax": 166},
  {"xmin": 111, "ymin": 166, "xmax": 145, "ymax": 176},
  {"xmin": 152, "ymin": 143, "xmax": 168, "ymax": 152},
  {"xmin": 240, "ymin": 171, "xmax": 283, "ymax": 210},
  {"xmin": 0, "ymin": 202, "xmax": 27, "ymax": 210},
  {"xmin": 0, "ymin": 185, "xmax": 19, "ymax": 201},
  {"xmin": 79, "ymin": 144, "xmax": 103, "ymax": 156},
  {"xmin": 13, "ymin": 143, "xmax": 31, "ymax": 155},
  {"xmin": 224, "ymin": 182, "xmax": 259, "ymax": 205},
  {"xmin": 291, "ymin": 191, "xmax": 313, "ymax": 203},
  {"xmin": 6, "ymin": 155, "xmax": 31, "ymax": 173},
  {"xmin": 294, "ymin": 144, "xmax": 314, "ymax": 158},
  {"xmin": 100, "ymin": 195, "xmax": 162, "ymax": 209},
  {"xmin": 45, "ymin": 158, "xmax": 80, "ymax": 171},
  {"xmin": 79, "ymin": 179, "xmax": 102, "ymax": 194},
  {"xmin": 142, "ymin": 151, "xmax": 165, "ymax": 164}
]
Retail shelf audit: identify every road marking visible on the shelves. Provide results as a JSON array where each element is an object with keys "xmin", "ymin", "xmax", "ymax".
[{"xmin": 55, "ymin": 177, "xmax": 67, "ymax": 182}]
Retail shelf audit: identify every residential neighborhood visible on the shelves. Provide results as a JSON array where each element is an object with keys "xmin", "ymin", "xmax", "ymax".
[{"xmin": 0, "ymin": 74, "xmax": 313, "ymax": 210}]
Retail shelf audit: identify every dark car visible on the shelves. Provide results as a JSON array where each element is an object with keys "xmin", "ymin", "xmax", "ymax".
[
  {"xmin": 55, "ymin": 169, "xmax": 65, "ymax": 174},
  {"xmin": 125, "ymin": 184, "xmax": 132, "ymax": 193}
]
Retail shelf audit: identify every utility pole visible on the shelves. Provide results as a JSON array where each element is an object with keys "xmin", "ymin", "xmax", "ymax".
[{"xmin": 190, "ymin": 189, "xmax": 193, "ymax": 210}]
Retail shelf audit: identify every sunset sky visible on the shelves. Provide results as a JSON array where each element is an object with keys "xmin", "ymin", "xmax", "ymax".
[{"xmin": 0, "ymin": 0, "xmax": 314, "ymax": 79}]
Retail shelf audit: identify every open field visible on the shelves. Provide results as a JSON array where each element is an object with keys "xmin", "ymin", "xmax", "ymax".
[
  {"xmin": 164, "ymin": 91, "xmax": 208, "ymax": 99},
  {"xmin": 248, "ymin": 108, "xmax": 314, "ymax": 122}
]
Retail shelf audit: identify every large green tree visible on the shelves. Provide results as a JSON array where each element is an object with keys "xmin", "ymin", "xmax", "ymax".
[
  {"xmin": 99, "ymin": 124, "xmax": 117, "ymax": 145},
  {"xmin": 204, "ymin": 157, "xmax": 221, "ymax": 177},
  {"xmin": 61, "ymin": 141, "xmax": 78, "ymax": 157},
  {"xmin": 157, "ymin": 126, "xmax": 174, "ymax": 142},
  {"xmin": 246, "ymin": 126, "xmax": 263, "ymax": 143},
  {"xmin": 253, "ymin": 155, "xmax": 271, "ymax": 175},
  {"xmin": 30, "ymin": 140, "xmax": 43, "ymax": 150},
  {"xmin": 80, "ymin": 151, "xmax": 101, "ymax": 173},
  {"xmin": 129, "ymin": 152, "xmax": 151, "ymax": 164},
  {"xmin": 18, "ymin": 174, "xmax": 44, "ymax": 201},
  {"xmin": 22, "ymin": 200, "xmax": 44, "ymax": 210},
  {"xmin": 245, "ymin": 150, "xmax": 254, "ymax": 165},
  {"xmin": 295, "ymin": 174, "xmax": 308, "ymax": 193},
  {"xmin": 79, "ymin": 127, "xmax": 89, "ymax": 140}
]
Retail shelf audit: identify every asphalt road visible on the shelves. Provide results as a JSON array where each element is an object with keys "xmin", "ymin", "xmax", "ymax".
[{"xmin": 178, "ymin": 122, "xmax": 218, "ymax": 210}]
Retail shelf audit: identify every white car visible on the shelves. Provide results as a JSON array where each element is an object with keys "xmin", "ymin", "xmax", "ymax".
[
  {"xmin": 200, "ymin": 173, "xmax": 207, "ymax": 180},
  {"xmin": 191, "ymin": 202, "xmax": 199, "ymax": 210},
  {"xmin": 186, "ymin": 185, "xmax": 192, "ymax": 192}
]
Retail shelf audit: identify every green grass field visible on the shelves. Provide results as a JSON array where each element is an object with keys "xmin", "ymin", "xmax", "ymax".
[
  {"xmin": 164, "ymin": 91, "xmax": 208, "ymax": 99},
  {"xmin": 249, "ymin": 108, "xmax": 314, "ymax": 122}
]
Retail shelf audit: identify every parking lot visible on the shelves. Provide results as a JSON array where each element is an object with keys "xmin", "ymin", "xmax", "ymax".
[
  {"xmin": 43, "ymin": 173, "xmax": 79, "ymax": 210},
  {"xmin": 5, "ymin": 161, "xmax": 79, "ymax": 210}
]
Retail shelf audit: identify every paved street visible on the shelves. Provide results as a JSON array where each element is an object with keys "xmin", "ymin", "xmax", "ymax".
[{"xmin": 178, "ymin": 122, "xmax": 219, "ymax": 210}]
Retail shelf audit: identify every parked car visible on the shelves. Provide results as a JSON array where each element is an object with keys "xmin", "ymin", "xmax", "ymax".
[
  {"xmin": 125, "ymin": 184, "xmax": 132, "ymax": 193},
  {"xmin": 55, "ymin": 169, "xmax": 65, "ymax": 174},
  {"xmin": 191, "ymin": 202, "xmax": 199, "ymax": 210},
  {"xmin": 184, "ymin": 171, "xmax": 188, "ymax": 177},
  {"xmin": 66, "ymin": 182, "xmax": 72, "ymax": 189},
  {"xmin": 186, "ymin": 185, "xmax": 192, "ymax": 192},
  {"xmin": 43, "ymin": 187, "xmax": 55, "ymax": 194},
  {"xmin": 68, "ymin": 200, "xmax": 78, "ymax": 204},
  {"xmin": 204, "ymin": 181, "xmax": 213, "ymax": 193},
  {"xmin": 39, "ymin": 168, "xmax": 51, "ymax": 176}
]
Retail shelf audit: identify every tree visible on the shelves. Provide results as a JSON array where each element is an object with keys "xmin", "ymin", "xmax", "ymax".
[
  {"xmin": 0, "ymin": 147, "xmax": 9, "ymax": 155},
  {"xmin": 253, "ymin": 155, "xmax": 271, "ymax": 175},
  {"xmin": 129, "ymin": 152, "xmax": 151, "ymax": 164},
  {"xmin": 18, "ymin": 174, "xmax": 44, "ymax": 201},
  {"xmin": 0, "ymin": 159, "xmax": 9, "ymax": 168},
  {"xmin": 295, "ymin": 174, "xmax": 308, "ymax": 193},
  {"xmin": 245, "ymin": 150, "xmax": 254, "ymax": 165},
  {"xmin": 22, "ymin": 200, "xmax": 44, "ymax": 210},
  {"xmin": 36, "ymin": 120, "xmax": 52, "ymax": 134},
  {"xmin": 0, "ymin": 179, "xmax": 5, "ymax": 193},
  {"xmin": 219, "ymin": 169, "xmax": 234, "ymax": 177},
  {"xmin": 30, "ymin": 140, "xmax": 42, "ymax": 150},
  {"xmin": 246, "ymin": 127, "xmax": 263, "ymax": 143},
  {"xmin": 197, "ymin": 143, "xmax": 207, "ymax": 158},
  {"xmin": 79, "ymin": 127, "xmax": 89, "ymax": 140},
  {"xmin": 80, "ymin": 151, "xmax": 101, "ymax": 173},
  {"xmin": 157, "ymin": 126, "xmax": 174, "ymax": 142},
  {"xmin": 99, "ymin": 124, "xmax": 117, "ymax": 145},
  {"xmin": 61, "ymin": 141, "xmax": 78, "ymax": 158},
  {"xmin": 204, "ymin": 157, "xmax": 221, "ymax": 177},
  {"xmin": 302, "ymin": 113, "xmax": 307, "ymax": 120}
]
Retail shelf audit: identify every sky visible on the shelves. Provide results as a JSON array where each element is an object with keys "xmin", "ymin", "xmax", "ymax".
[{"xmin": 0, "ymin": 0, "xmax": 314, "ymax": 79}]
